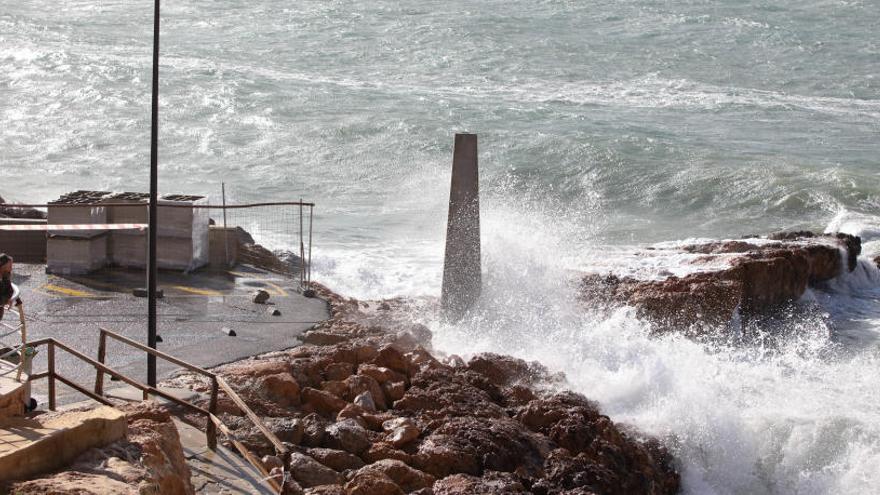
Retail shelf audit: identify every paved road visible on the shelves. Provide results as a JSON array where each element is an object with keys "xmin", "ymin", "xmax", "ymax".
[{"xmin": 7, "ymin": 263, "xmax": 329, "ymax": 404}]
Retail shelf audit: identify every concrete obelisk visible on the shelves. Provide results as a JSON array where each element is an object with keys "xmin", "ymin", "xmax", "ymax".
[{"xmin": 441, "ymin": 133, "xmax": 481, "ymax": 320}]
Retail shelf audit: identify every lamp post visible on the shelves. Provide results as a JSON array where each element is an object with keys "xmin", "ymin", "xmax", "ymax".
[{"xmin": 147, "ymin": 0, "xmax": 160, "ymax": 387}]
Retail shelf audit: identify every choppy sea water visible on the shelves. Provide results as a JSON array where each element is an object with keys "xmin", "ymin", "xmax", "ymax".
[{"xmin": 3, "ymin": 1, "xmax": 879, "ymax": 493}]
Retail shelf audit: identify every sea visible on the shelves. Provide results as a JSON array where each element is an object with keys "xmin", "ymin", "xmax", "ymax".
[{"xmin": 2, "ymin": 1, "xmax": 879, "ymax": 493}]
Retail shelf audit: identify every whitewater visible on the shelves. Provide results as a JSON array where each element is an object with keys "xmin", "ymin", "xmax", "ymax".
[{"xmin": 3, "ymin": 0, "xmax": 880, "ymax": 493}]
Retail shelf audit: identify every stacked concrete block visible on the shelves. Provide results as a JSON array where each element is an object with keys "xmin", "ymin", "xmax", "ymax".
[
  {"xmin": 45, "ymin": 190, "xmax": 211, "ymax": 274},
  {"xmin": 46, "ymin": 191, "xmax": 112, "ymax": 275},
  {"xmin": 102, "ymin": 193, "xmax": 209, "ymax": 272}
]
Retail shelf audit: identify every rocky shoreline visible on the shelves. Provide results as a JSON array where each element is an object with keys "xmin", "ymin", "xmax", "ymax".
[
  {"xmin": 581, "ymin": 231, "xmax": 864, "ymax": 333},
  {"xmin": 165, "ymin": 283, "xmax": 681, "ymax": 495}
]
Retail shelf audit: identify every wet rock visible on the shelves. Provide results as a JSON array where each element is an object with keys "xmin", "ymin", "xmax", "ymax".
[
  {"xmin": 412, "ymin": 417, "xmax": 547, "ymax": 478},
  {"xmin": 432, "ymin": 472, "xmax": 527, "ymax": 494},
  {"xmin": 307, "ymin": 448, "xmax": 366, "ymax": 472},
  {"xmin": 581, "ymin": 232, "xmax": 863, "ymax": 332},
  {"xmin": 253, "ymin": 289, "xmax": 271, "ymax": 304},
  {"xmin": 289, "ymin": 452, "xmax": 343, "ymax": 488},
  {"xmin": 395, "ymin": 368, "xmax": 506, "ymax": 419},
  {"xmin": 519, "ymin": 394, "xmax": 680, "ymax": 494},
  {"xmin": 466, "ymin": 353, "xmax": 550, "ymax": 388},
  {"xmin": 325, "ymin": 419, "xmax": 372, "ymax": 455}
]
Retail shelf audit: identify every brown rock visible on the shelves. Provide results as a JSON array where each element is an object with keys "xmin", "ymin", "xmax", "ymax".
[
  {"xmin": 307, "ymin": 448, "xmax": 366, "ymax": 472},
  {"xmin": 394, "ymin": 368, "xmax": 506, "ymax": 419},
  {"xmin": 371, "ymin": 345, "xmax": 409, "ymax": 374},
  {"xmin": 259, "ymin": 372, "xmax": 301, "ymax": 407},
  {"xmin": 356, "ymin": 460, "xmax": 435, "ymax": 493},
  {"xmin": 582, "ymin": 232, "xmax": 863, "ymax": 332},
  {"xmin": 345, "ymin": 374, "xmax": 388, "ymax": 410},
  {"xmin": 261, "ymin": 455, "xmax": 284, "ymax": 472},
  {"xmin": 326, "ymin": 362, "xmax": 356, "ymax": 381},
  {"xmin": 303, "ymin": 387, "xmax": 349, "ymax": 417},
  {"xmin": 322, "ymin": 380, "xmax": 350, "ymax": 399},
  {"xmin": 381, "ymin": 418, "xmax": 421, "ymax": 448},
  {"xmin": 466, "ymin": 353, "xmax": 549, "ymax": 388},
  {"xmin": 358, "ymin": 364, "xmax": 404, "ymax": 384},
  {"xmin": 432, "ymin": 472, "xmax": 528, "ymax": 494},
  {"xmin": 304, "ymin": 485, "xmax": 346, "ymax": 495},
  {"xmin": 362, "ymin": 443, "xmax": 413, "ymax": 465},
  {"xmin": 412, "ymin": 417, "xmax": 547, "ymax": 478},
  {"xmin": 343, "ymin": 470, "xmax": 404, "ymax": 495},
  {"xmin": 383, "ymin": 381, "xmax": 406, "ymax": 402},
  {"xmin": 386, "ymin": 425, "xmax": 420, "ymax": 448},
  {"xmin": 289, "ymin": 452, "xmax": 344, "ymax": 488},
  {"xmin": 302, "ymin": 413, "xmax": 331, "ymax": 447},
  {"xmin": 353, "ymin": 391, "xmax": 378, "ymax": 412},
  {"xmin": 325, "ymin": 419, "xmax": 372, "ymax": 455}
]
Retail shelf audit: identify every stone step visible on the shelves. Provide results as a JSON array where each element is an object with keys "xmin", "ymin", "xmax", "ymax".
[
  {"xmin": 0, "ymin": 405, "xmax": 127, "ymax": 484},
  {"xmin": 0, "ymin": 375, "xmax": 27, "ymax": 419}
]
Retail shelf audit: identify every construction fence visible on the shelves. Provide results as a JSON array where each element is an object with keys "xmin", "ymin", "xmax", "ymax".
[{"xmin": 0, "ymin": 193, "xmax": 314, "ymax": 288}]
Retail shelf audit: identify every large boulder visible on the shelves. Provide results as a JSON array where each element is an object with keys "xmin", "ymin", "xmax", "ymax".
[{"xmin": 581, "ymin": 232, "xmax": 863, "ymax": 331}]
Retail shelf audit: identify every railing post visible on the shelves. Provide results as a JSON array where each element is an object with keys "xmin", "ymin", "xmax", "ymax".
[
  {"xmin": 95, "ymin": 330, "xmax": 106, "ymax": 396},
  {"xmin": 207, "ymin": 376, "xmax": 219, "ymax": 450},
  {"xmin": 48, "ymin": 341, "xmax": 56, "ymax": 411}
]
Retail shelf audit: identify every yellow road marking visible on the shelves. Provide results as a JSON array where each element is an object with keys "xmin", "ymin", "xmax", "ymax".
[
  {"xmin": 42, "ymin": 284, "xmax": 97, "ymax": 298},
  {"xmin": 265, "ymin": 281, "xmax": 288, "ymax": 297},
  {"xmin": 67, "ymin": 277, "xmax": 127, "ymax": 290},
  {"xmin": 171, "ymin": 285, "xmax": 223, "ymax": 296}
]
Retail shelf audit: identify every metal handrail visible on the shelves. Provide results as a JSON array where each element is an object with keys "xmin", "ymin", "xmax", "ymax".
[
  {"xmin": 26, "ymin": 328, "xmax": 290, "ymax": 494},
  {"xmin": 0, "ymin": 287, "xmax": 28, "ymax": 382}
]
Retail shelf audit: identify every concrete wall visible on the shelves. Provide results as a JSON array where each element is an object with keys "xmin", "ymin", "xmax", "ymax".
[{"xmin": 0, "ymin": 219, "xmax": 47, "ymax": 263}]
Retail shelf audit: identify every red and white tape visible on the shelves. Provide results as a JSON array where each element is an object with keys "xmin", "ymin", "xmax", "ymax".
[{"xmin": 0, "ymin": 223, "xmax": 147, "ymax": 231}]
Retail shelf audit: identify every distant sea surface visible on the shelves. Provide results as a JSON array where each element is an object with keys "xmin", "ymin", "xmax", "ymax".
[{"xmin": 3, "ymin": 1, "xmax": 880, "ymax": 493}]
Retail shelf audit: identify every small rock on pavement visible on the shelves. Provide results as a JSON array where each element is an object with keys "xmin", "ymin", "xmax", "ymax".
[
  {"xmin": 253, "ymin": 289, "xmax": 271, "ymax": 304},
  {"xmin": 269, "ymin": 308, "xmax": 282, "ymax": 316},
  {"xmin": 133, "ymin": 287, "xmax": 164, "ymax": 298},
  {"xmin": 222, "ymin": 327, "xmax": 237, "ymax": 337}
]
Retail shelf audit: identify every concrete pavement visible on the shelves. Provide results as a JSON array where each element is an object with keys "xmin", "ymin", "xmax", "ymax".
[{"xmin": 7, "ymin": 263, "xmax": 329, "ymax": 405}]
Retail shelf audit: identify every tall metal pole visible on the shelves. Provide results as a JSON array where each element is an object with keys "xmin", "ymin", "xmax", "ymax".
[
  {"xmin": 147, "ymin": 0, "xmax": 161, "ymax": 387},
  {"xmin": 222, "ymin": 182, "xmax": 229, "ymax": 266}
]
